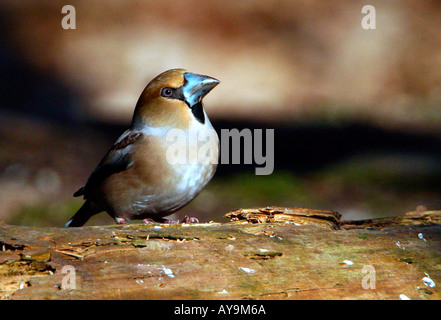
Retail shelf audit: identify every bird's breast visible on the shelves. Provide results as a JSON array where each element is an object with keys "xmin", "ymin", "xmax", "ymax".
[{"xmin": 127, "ymin": 122, "xmax": 219, "ymax": 215}]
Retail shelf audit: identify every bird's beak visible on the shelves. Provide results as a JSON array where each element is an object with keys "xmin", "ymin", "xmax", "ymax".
[{"xmin": 183, "ymin": 72, "xmax": 220, "ymax": 107}]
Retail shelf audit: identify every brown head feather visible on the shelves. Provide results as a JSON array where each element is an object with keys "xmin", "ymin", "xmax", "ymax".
[{"xmin": 132, "ymin": 69, "xmax": 193, "ymax": 129}]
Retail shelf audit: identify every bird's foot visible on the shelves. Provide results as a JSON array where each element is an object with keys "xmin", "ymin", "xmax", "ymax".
[
  {"xmin": 142, "ymin": 218, "xmax": 180, "ymax": 224},
  {"xmin": 115, "ymin": 217, "xmax": 128, "ymax": 225},
  {"xmin": 163, "ymin": 218, "xmax": 180, "ymax": 224},
  {"xmin": 141, "ymin": 216, "xmax": 199, "ymax": 224},
  {"xmin": 182, "ymin": 215, "xmax": 199, "ymax": 224}
]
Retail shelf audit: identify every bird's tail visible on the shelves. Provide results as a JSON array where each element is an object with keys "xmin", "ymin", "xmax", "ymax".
[{"xmin": 65, "ymin": 200, "xmax": 99, "ymax": 227}]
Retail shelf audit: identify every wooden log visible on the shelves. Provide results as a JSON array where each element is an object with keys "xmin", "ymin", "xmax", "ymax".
[{"xmin": 0, "ymin": 207, "xmax": 440, "ymax": 300}]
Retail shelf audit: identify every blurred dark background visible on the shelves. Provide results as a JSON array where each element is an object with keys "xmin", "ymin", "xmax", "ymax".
[{"xmin": 1, "ymin": 0, "xmax": 441, "ymax": 226}]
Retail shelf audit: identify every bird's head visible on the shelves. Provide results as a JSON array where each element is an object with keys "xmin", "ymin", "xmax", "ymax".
[{"xmin": 132, "ymin": 69, "xmax": 219, "ymax": 129}]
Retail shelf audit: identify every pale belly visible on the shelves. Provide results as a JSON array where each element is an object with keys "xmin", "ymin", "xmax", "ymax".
[{"xmin": 130, "ymin": 161, "xmax": 217, "ymax": 218}]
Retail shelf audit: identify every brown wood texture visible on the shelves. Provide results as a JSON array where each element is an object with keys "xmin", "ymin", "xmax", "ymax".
[{"xmin": 1, "ymin": 207, "xmax": 440, "ymax": 300}]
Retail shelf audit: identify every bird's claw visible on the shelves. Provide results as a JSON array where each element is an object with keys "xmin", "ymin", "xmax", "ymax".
[
  {"xmin": 142, "ymin": 216, "xmax": 199, "ymax": 224},
  {"xmin": 182, "ymin": 215, "xmax": 199, "ymax": 224},
  {"xmin": 142, "ymin": 218, "xmax": 180, "ymax": 224},
  {"xmin": 115, "ymin": 217, "xmax": 128, "ymax": 225}
]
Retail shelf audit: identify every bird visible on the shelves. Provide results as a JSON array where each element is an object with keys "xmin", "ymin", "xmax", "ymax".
[{"xmin": 66, "ymin": 69, "xmax": 220, "ymax": 227}]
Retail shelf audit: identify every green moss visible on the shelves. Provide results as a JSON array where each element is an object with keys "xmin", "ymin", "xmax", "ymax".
[
  {"xmin": 398, "ymin": 258, "xmax": 414, "ymax": 264},
  {"xmin": 208, "ymin": 171, "xmax": 313, "ymax": 208},
  {"xmin": 7, "ymin": 199, "xmax": 82, "ymax": 227},
  {"xmin": 7, "ymin": 199, "xmax": 115, "ymax": 227}
]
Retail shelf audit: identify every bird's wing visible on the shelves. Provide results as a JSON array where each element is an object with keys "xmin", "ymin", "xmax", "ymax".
[{"xmin": 74, "ymin": 130, "xmax": 143, "ymax": 198}]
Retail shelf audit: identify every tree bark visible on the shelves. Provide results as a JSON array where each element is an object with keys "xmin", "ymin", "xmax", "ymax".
[{"xmin": 1, "ymin": 207, "xmax": 440, "ymax": 300}]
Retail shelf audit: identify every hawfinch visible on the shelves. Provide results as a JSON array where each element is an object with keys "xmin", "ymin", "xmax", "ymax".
[{"xmin": 66, "ymin": 69, "xmax": 220, "ymax": 227}]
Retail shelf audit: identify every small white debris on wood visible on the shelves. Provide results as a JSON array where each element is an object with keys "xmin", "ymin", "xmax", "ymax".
[
  {"xmin": 239, "ymin": 267, "xmax": 256, "ymax": 274},
  {"xmin": 161, "ymin": 265, "xmax": 175, "ymax": 278},
  {"xmin": 284, "ymin": 221, "xmax": 301, "ymax": 226},
  {"xmin": 422, "ymin": 276, "xmax": 436, "ymax": 288},
  {"xmin": 342, "ymin": 260, "xmax": 354, "ymax": 265},
  {"xmin": 137, "ymin": 263, "xmax": 149, "ymax": 267},
  {"xmin": 399, "ymin": 294, "xmax": 411, "ymax": 300}
]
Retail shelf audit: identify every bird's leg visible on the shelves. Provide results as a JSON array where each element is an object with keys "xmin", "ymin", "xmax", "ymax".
[
  {"xmin": 161, "ymin": 218, "xmax": 180, "ymax": 224},
  {"xmin": 115, "ymin": 217, "xmax": 128, "ymax": 225},
  {"xmin": 142, "ymin": 216, "xmax": 199, "ymax": 224},
  {"xmin": 142, "ymin": 217, "xmax": 180, "ymax": 224},
  {"xmin": 182, "ymin": 215, "xmax": 199, "ymax": 224}
]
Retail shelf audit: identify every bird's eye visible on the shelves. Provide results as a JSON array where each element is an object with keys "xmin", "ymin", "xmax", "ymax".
[{"xmin": 161, "ymin": 87, "xmax": 174, "ymax": 98}]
